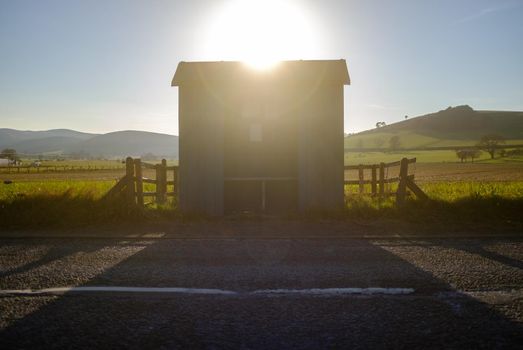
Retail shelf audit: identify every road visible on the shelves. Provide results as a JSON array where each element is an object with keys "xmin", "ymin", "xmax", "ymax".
[{"xmin": 0, "ymin": 237, "xmax": 522, "ymax": 349}]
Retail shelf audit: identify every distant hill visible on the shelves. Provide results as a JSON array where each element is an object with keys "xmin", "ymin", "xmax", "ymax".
[
  {"xmin": 70, "ymin": 131, "xmax": 178, "ymax": 158},
  {"xmin": 0, "ymin": 128, "xmax": 179, "ymax": 158},
  {"xmin": 345, "ymin": 105, "xmax": 523, "ymax": 149},
  {"xmin": 0, "ymin": 128, "xmax": 96, "ymax": 150}
]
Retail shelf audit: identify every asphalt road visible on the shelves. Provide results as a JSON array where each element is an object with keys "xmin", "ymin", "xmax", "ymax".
[{"xmin": 0, "ymin": 237, "xmax": 522, "ymax": 349}]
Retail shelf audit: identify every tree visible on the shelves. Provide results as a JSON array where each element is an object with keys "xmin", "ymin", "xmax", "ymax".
[
  {"xmin": 477, "ymin": 134, "xmax": 505, "ymax": 159},
  {"xmin": 455, "ymin": 149, "xmax": 482, "ymax": 163},
  {"xmin": 470, "ymin": 149, "xmax": 481, "ymax": 163},
  {"xmin": 373, "ymin": 137, "xmax": 385, "ymax": 149},
  {"xmin": 0, "ymin": 148, "xmax": 18, "ymax": 161},
  {"xmin": 455, "ymin": 149, "xmax": 467, "ymax": 163},
  {"xmin": 388, "ymin": 136, "xmax": 401, "ymax": 151},
  {"xmin": 141, "ymin": 152, "xmax": 157, "ymax": 161},
  {"xmin": 375, "ymin": 121, "xmax": 386, "ymax": 128}
]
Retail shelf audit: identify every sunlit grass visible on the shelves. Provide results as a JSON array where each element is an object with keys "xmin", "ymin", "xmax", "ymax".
[
  {"xmin": 421, "ymin": 182, "xmax": 523, "ymax": 200},
  {"xmin": 345, "ymin": 181, "xmax": 523, "ymax": 201},
  {"xmin": 0, "ymin": 179, "xmax": 521, "ymax": 230},
  {"xmin": 0, "ymin": 180, "xmax": 115, "ymax": 201}
]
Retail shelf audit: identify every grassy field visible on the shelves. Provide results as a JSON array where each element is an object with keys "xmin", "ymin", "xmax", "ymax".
[
  {"xmin": 1, "ymin": 159, "xmax": 522, "ymax": 230},
  {"xmin": 0, "ymin": 159, "xmax": 179, "ymax": 175},
  {"xmin": 345, "ymin": 150, "xmax": 523, "ymax": 164},
  {"xmin": 344, "ymin": 131, "xmax": 523, "ymax": 150}
]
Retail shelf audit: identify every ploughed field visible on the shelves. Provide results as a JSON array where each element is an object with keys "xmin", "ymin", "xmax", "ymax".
[{"xmin": 0, "ymin": 237, "xmax": 522, "ymax": 348}]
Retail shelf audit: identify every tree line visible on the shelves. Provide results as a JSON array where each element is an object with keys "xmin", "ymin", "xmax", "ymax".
[{"xmin": 349, "ymin": 133, "xmax": 512, "ymax": 160}]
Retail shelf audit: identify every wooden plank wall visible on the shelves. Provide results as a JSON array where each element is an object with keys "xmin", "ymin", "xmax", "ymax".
[
  {"xmin": 298, "ymin": 82, "xmax": 345, "ymax": 212},
  {"xmin": 178, "ymin": 84, "xmax": 225, "ymax": 216}
]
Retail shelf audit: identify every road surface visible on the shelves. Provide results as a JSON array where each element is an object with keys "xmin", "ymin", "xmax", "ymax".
[{"xmin": 1, "ymin": 237, "xmax": 522, "ymax": 349}]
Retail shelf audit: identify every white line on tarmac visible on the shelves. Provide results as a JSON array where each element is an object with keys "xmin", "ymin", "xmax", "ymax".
[
  {"xmin": 0, "ymin": 287, "xmax": 237, "ymax": 295},
  {"xmin": 252, "ymin": 288, "xmax": 415, "ymax": 295},
  {"xmin": 0, "ymin": 286, "xmax": 415, "ymax": 296}
]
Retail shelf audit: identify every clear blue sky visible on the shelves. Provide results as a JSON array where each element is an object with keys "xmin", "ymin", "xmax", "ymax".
[{"xmin": 1, "ymin": 0, "xmax": 522, "ymax": 135}]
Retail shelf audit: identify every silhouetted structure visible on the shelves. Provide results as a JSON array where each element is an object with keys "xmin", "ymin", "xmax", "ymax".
[{"xmin": 172, "ymin": 60, "xmax": 350, "ymax": 215}]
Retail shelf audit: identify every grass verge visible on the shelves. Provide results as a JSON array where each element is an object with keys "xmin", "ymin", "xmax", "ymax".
[{"xmin": 0, "ymin": 180, "xmax": 522, "ymax": 233}]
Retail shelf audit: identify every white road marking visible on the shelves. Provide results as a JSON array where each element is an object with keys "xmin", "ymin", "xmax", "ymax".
[
  {"xmin": 0, "ymin": 287, "xmax": 237, "ymax": 295},
  {"xmin": 252, "ymin": 287, "xmax": 415, "ymax": 295},
  {"xmin": 0, "ymin": 286, "xmax": 415, "ymax": 296}
]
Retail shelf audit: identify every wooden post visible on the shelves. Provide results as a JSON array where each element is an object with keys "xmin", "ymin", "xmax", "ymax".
[
  {"xmin": 134, "ymin": 158, "xmax": 144, "ymax": 207},
  {"xmin": 156, "ymin": 159, "xmax": 167, "ymax": 204},
  {"xmin": 125, "ymin": 157, "xmax": 135, "ymax": 206},
  {"xmin": 396, "ymin": 157, "xmax": 409, "ymax": 206},
  {"xmin": 161, "ymin": 159, "xmax": 167, "ymax": 204},
  {"xmin": 406, "ymin": 177, "xmax": 428, "ymax": 201},
  {"xmin": 358, "ymin": 165, "xmax": 364, "ymax": 194},
  {"xmin": 155, "ymin": 164, "xmax": 162, "ymax": 204},
  {"xmin": 173, "ymin": 166, "xmax": 179, "ymax": 200},
  {"xmin": 371, "ymin": 165, "xmax": 377, "ymax": 196},
  {"xmin": 379, "ymin": 162, "xmax": 385, "ymax": 198}
]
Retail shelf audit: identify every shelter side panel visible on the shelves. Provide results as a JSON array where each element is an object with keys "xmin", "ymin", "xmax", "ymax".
[
  {"xmin": 298, "ymin": 82, "xmax": 344, "ymax": 211},
  {"xmin": 178, "ymin": 84, "xmax": 224, "ymax": 215}
]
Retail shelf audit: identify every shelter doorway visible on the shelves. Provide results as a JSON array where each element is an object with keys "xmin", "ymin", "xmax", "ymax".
[{"xmin": 223, "ymin": 105, "xmax": 298, "ymax": 214}]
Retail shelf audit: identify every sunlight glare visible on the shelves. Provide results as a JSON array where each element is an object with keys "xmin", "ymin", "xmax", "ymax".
[{"xmin": 203, "ymin": 0, "xmax": 320, "ymax": 69}]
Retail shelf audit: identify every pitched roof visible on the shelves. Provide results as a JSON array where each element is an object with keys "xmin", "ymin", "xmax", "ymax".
[{"xmin": 171, "ymin": 59, "xmax": 350, "ymax": 86}]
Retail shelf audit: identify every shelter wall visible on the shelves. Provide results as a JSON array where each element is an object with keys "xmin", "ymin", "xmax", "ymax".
[
  {"xmin": 297, "ymin": 82, "xmax": 345, "ymax": 212},
  {"xmin": 178, "ymin": 83, "xmax": 225, "ymax": 215}
]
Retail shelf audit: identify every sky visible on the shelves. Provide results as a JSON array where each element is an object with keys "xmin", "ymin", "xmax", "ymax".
[{"xmin": 0, "ymin": 0, "xmax": 522, "ymax": 135}]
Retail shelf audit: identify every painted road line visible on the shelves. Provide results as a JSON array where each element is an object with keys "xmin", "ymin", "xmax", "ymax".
[
  {"xmin": 0, "ymin": 287, "xmax": 415, "ymax": 296},
  {"xmin": 0, "ymin": 287, "xmax": 238, "ymax": 295},
  {"xmin": 252, "ymin": 287, "xmax": 415, "ymax": 295}
]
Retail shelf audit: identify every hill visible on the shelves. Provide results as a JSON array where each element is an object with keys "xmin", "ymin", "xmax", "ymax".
[
  {"xmin": 0, "ymin": 128, "xmax": 179, "ymax": 158},
  {"xmin": 345, "ymin": 105, "xmax": 523, "ymax": 149},
  {"xmin": 70, "ymin": 131, "xmax": 178, "ymax": 158},
  {"xmin": 0, "ymin": 128, "xmax": 96, "ymax": 150}
]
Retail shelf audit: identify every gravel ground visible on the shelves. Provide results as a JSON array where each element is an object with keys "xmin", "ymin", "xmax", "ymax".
[{"xmin": 1, "ymin": 238, "xmax": 522, "ymax": 349}]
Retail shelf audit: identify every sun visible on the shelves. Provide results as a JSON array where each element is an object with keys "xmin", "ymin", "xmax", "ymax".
[{"xmin": 203, "ymin": 0, "xmax": 320, "ymax": 69}]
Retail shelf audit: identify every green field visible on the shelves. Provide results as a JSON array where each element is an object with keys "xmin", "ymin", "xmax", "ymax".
[
  {"xmin": 1, "ymin": 157, "xmax": 522, "ymax": 230},
  {"xmin": 345, "ymin": 150, "xmax": 523, "ymax": 164},
  {"xmin": 344, "ymin": 131, "xmax": 523, "ymax": 150}
]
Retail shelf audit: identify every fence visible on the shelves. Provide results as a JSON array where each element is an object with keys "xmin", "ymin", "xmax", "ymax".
[
  {"xmin": 107, "ymin": 157, "xmax": 426, "ymax": 209},
  {"xmin": 0, "ymin": 165, "xmax": 124, "ymax": 174},
  {"xmin": 344, "ymin": 157, "xmax": 427, "ymax": 205},
  {"xmin": 105, "ymin": 157, "xmax": 178, "ymax": 207}
]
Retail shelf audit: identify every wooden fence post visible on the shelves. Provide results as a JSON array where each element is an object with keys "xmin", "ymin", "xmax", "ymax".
[
  {"xmin": 155, "ymin": 164, "xmax": 162, "ymax": 204},
  {"xmin": 358, "ymin": 165, "xmax": 364, "ymax": 194},
  {"xmin": 396, "ymin": 157, "xmax": 409, "ymax": 206},
  {"xmin": 371, "ymin": 165, "xmax": 377, "ymax": 196},
  {"xmin": 156, "ymin": 159, "xmax": 167, "ymax": 204},
  {"xmin": 173, "ymin": 166, "xmax": 179, "ymax": 200},
  {"xmin": 134, "ymin": 158, "xmax": 144, "ymax": 207},
  {"xmin": 379, "ymin": 162, "xmax": 385, "ymax": 198},
  {"xmin": 125, "ymin": 157, "xmax": 135, "ymax": 206}
]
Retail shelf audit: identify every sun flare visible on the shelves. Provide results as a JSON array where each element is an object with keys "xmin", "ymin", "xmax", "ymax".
[{"xmin": 203, "ymin": 0, "xmax": 320, "ymax": 69}]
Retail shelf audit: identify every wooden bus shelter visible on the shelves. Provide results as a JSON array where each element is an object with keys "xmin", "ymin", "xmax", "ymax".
[{"xmin": 171, "ymin": 60, "xmax": 350, "ymax": 215}]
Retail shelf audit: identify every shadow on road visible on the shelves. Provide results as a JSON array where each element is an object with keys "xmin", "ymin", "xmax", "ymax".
[
  {"xmin": 1, "ymin": 233, "xmax": 522, "ymax": 349},
  {"xmin": 0, "ymin": 242, "xmax": 103, "ymax": 279}
]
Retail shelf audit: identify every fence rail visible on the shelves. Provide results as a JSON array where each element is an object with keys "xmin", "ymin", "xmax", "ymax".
[
  {"xmin": 0, "ymin": 165, "xmax": 124, "ymax": 174},
  {"xmin": 105, "ymin": 157, "xmax": 178, "ymax": 207},
  {"xmin": 344, "ymin": 157, "xmax": 427, "ymax": 204},
  {"xmin": 106, "ymin": 156, "xmax": 427, "ymax": 209}
]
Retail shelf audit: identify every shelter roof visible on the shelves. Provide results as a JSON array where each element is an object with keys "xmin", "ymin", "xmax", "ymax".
[{"xmin": 172, "ymin": 59, "xmax": 350, "ymax": 86}]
